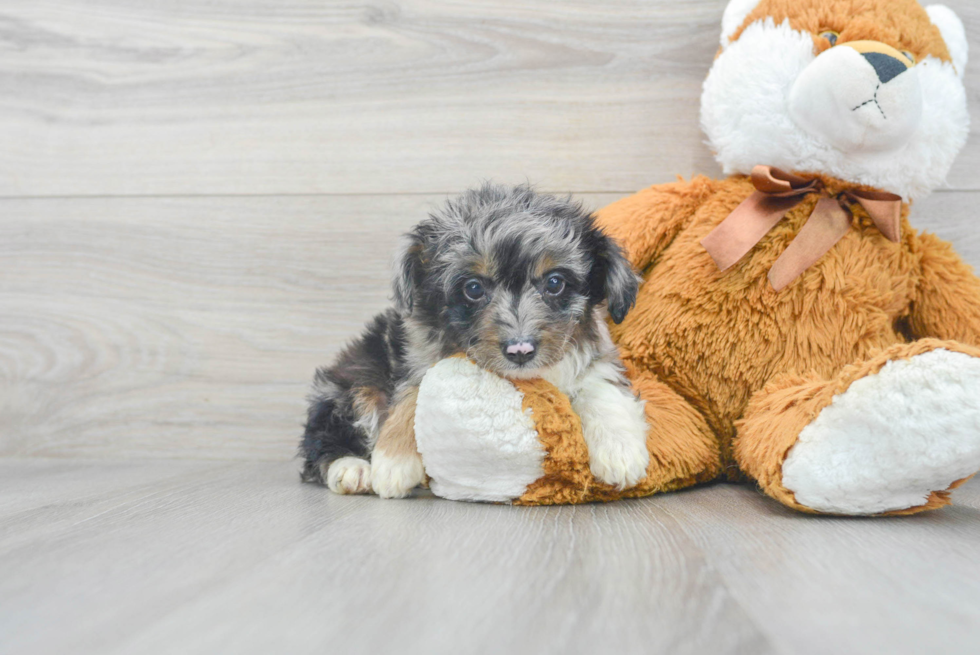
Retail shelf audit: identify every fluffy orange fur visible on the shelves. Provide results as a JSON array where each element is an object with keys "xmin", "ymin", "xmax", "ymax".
[
  {"xmin": 592, "ymin": 173, "xmax": 980, "ymax": 512},
  {"xmin": 730, "ymin": 0, "xmax": 951, "ymax": 63}
]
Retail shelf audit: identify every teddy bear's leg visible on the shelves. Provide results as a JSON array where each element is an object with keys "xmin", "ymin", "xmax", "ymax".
[
  {"xmin": 620, "ymin": 371, "xmax": 724, "ymax": 498},
  {"xmin": 734, "ymin": 340, "xmax": 980, "ymax": 515},
  {"xmin": 514, "ymin": 369, "xmax": 722, "ymax": 505}
]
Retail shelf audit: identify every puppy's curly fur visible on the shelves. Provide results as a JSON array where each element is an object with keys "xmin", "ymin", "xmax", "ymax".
[{"xmin": 300, "ymin": 183, "xmax": 650, "ymax": 497}]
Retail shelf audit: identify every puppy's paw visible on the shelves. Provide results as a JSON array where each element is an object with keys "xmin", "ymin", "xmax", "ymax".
[
  {"xmin": 325, "ymin": 457, "xmax": 373, "ymax": 495},
  {"xmin": 585, "ymin": 425, "xmax": 650, "ymax": 490},
  {"xmin": 371, "ymin": 449, "xmax": 425, "ymax": 499}
]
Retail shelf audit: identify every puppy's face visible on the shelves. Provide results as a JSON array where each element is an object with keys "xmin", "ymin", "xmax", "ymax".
[{"xmin": 394, "ymin": 185, "xmax": 637, "ymax": 378}]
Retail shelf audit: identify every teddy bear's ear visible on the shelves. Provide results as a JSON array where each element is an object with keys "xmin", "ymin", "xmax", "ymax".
[
  {"xmin": 720, "ymin": 0, "xmax": 762, "ymax": 48},
  {"xmin": 927, "ymin": 5, "xmax": 968, "ymax": 79}
]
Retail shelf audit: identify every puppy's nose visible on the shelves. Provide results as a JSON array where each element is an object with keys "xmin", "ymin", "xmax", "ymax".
[{"xmin": 503, "ymin": 339, "xmax": 536, "ymax": 365}]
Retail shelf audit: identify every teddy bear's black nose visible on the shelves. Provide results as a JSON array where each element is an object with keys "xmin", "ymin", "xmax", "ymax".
[{"xmin": 862, "ymin": 51, "xmax": 908, "ymax": 84}]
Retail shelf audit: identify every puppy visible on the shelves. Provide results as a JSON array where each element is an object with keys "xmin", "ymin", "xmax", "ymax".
[{"xmin": 300, "ymin": 183, "xmax": 650, "ymax": 498}]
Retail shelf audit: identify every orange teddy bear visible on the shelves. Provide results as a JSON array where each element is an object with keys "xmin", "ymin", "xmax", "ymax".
[{"xmin": 415, "ymin": 0, "xmax": 980, "ymax": 515}]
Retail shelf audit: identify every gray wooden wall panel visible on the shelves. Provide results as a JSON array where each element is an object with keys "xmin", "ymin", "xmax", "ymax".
[
  {"xmin": 1, "ymin": 191, "xmax": 976, "ymax": 459},
  {"xmin": 1, "ymin": 0, "xmax": 978, "ymax": 197},
  {"xmin": 1, "ymin": 1, "xmax": 979, "ymax": 460},
  {"xmin": 0, "ymin": 193, "xmax": 614, "ymax": 458}
]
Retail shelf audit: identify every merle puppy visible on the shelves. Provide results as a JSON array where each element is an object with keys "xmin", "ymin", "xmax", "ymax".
[{"xmin": 300, "ymin": 183, "xmax": 650, "ymax": 498}]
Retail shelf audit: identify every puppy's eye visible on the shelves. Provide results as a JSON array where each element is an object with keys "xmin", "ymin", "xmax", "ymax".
[
  {"xmin": 901, "ymin": 50, "xmax": 916, "ymax": 64},
  {"xmin": 819, "ymin": 30, "xmax": 839, "ymax": 47},
  {"xmin": 544, "ymin": 274, "xmax": 566, "ymax": 296},
  {"xmin": 463, "ymin": 279, "xmax": 485, "ymax": 302}
]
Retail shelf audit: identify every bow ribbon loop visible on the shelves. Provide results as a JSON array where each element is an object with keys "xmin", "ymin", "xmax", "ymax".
[
  {"xmin": 841, "ymin": 189, "xmax": 903, "ymax": 242},
  {"xmin": 700, "ymin": 166, "xmax": 903, "ymax": 291},
  {"xmin": 750, "ymin": 166, "xmax": 820, "ymax": 196}
]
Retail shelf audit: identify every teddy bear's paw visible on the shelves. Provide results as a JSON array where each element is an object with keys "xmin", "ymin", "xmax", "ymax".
[
  {"xmin": 782, "ymin": 348, "xmax": 980, "ymax": 515},
  {"xmin": 586, "ymin": 426, "xmax": 651, "ymax": 490},
  {"xmin": 370, "ymin": 450, "xmax": 425, "ymax": 499},
  {"xmin": 415, "ymin": 357, "xmax": 546, "ymax": 502},
  {"xmin": 325, "ymin": 457, "xmax": 373, "ymax": 495}
]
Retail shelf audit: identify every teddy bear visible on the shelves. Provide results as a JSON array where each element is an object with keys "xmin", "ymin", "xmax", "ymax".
[{"xmin": 414, "ymin": 0, "xmax": 980, "ymax": 515}]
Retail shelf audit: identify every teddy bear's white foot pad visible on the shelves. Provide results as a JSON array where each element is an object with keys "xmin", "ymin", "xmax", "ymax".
[
  {"xmin": 415, "ymin": 358, "xmax": 545, "ymax": 502},
  {"xmin": 782, "ymin": 349, "xmax": 980, "ymax": 515}
]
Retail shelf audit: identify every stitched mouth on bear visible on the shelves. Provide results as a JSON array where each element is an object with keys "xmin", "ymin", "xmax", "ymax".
[{"xmin": 852, "ymin": 83, "xmax": 885, "ymax": 119}]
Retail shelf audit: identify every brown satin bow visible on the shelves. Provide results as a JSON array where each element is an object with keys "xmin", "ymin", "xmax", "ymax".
[{"xmin": 700, "ymin": 166, "xmax": 903, "ymax": 291}]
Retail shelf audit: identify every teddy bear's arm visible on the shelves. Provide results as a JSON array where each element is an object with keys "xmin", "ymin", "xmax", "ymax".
[
  {"xmin": 594, "ymin": 177, "xmax": 716, "ymax": 271},
  {"xmin": 909, "ymin": 231, "xmax": 980, "ymax": 347}
]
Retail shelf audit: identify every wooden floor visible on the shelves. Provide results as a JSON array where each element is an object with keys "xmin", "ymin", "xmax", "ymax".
[
  {"xmin": 3, "ymin": 1, "xmax": 980, "ymax": 653},
  {"xmin": 2, "ymin": 459, "xmax": 979, "ymax": 655}
]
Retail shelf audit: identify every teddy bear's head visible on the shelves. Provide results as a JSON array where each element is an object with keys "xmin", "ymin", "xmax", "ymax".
[{"xmin": 701, "ymin": 0, "xmax": 969, "ymax": 200}]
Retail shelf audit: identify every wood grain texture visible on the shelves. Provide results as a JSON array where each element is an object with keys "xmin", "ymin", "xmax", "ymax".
[
  {"xmin": 1, "ymin": 458, "xmax": 978, "ymax": 655},
  {"xmin": 657, "ymin": 480, "xmax": 980, "ymax": 655},
  {"xmin": 1, "ymin": 191, "xmax": 977, "ymax": 460},
  {"xmin": 1, "ymin": 0, "xmax": 978, "ymax": 197},
  {"xmin": 0, "ymin": 193, "xmax": 611, "ymax": 459},
  {"xmin": 3, "ymin": 3, "xmax": 980, "ymax": 652}
]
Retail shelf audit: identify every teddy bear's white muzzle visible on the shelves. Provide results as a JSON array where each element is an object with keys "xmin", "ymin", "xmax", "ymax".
[{"xmin": 788, "ymin": 43, "xmax": 922, "ymax": 154}]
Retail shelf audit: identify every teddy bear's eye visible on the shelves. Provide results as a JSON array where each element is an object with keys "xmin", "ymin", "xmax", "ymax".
[
  {"xmin": 819, "ymin": 31, "xmax": 839, "ymax": 46},
  {"xmin": 901, "ymin": 50, "xmax": 916, "ymax": 64}
]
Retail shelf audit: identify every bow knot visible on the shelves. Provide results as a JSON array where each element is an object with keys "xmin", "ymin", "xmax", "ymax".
[{"xmin": 700, "ymin": 166, "xmax": 903, "ymax": 291}]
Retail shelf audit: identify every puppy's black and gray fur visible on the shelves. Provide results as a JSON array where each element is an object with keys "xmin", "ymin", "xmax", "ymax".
[{"xmin": 301, "ymin": 183, "xmax": 650, "ymax": 498}]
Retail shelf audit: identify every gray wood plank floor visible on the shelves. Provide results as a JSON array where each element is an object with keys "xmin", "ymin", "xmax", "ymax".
[
  {"xmin": 3, "ymin": 1, "xmax": 980, "ymax": 653},
  {"xmin": 1, "ymin": 459, "xmax": 978, "ymax": 655}
]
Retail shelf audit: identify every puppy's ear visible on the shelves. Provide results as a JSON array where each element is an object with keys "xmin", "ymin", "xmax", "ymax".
[
  {"xmin": 392, "ymin": 229, "xmax": 426, "ymax": 315},
  {"xmin": 587, "ymin": 227, "xmax": 639, "ymax": 324}
]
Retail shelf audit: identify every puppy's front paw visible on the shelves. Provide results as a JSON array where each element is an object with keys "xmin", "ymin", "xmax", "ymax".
[
  {"xmin": 371, "ymin": 449, "xmax": 425, "ymax": 499},
  {"xmin": 586, "ymin": 427, "xmax": 650, "ymax": 490},
  {"xmin": 325, "ymin": 457, "xmax": 373, "ymax": 495}
]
